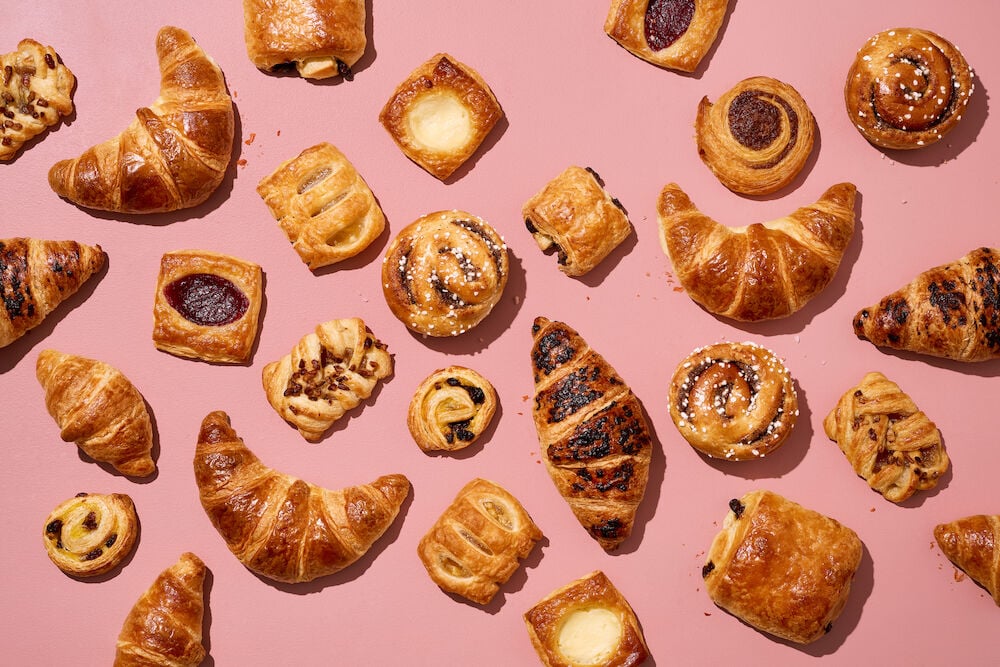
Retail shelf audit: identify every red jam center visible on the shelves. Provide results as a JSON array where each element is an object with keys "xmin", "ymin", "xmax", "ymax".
[
  {"xmin": 163, "ymin": 273, "xmax": 248, "ymax": 326},
  {"xmin": 645, "ymin": 0, "xmax": 695, "ymax": 52}
]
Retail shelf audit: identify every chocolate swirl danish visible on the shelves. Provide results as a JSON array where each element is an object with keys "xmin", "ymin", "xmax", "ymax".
[{"xmin": 42, "ymin": 492, "xmax": 138, "ymax": 577}]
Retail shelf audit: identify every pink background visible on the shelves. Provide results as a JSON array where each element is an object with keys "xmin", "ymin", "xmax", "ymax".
[{"xmin": 3, "ymin": 1, "xmax": 998, "ymax": 664}]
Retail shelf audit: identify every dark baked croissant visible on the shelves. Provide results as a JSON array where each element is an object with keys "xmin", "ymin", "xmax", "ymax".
[{"xmin": 934, "ymin": 515, "xmax": 1000, "ymax": 605}]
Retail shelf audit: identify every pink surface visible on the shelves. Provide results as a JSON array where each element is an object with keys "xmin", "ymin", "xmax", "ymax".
[{"xmin": 3, "ymin": 1, "xmax": 999, "ymax": 664}]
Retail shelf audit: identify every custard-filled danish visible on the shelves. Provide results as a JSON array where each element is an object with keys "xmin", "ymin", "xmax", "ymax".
[
  {"xmin": 43, "ymin": 492, "xmax": 139, "ymax": 577},
  {"xmin": 604, "ymin": 0, "xmax": 729, "ymax": 73},
  {"xmin": 0, "ymin": 39, "xmax": 75, "ymax": 160},
  {"xmin": 408, "ymin": 366, "xmax": 497, "ymax": 452}
]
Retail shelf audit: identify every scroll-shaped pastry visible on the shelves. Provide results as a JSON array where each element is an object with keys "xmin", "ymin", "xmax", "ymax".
[
  {"xmin": 417, "ymin": 478, "xmax": 542, "ymax": 605},
  {"xmin": 382, "ymin": 210, "xmax": 509, "ymax": 337},
  {"xmin": 0, "ymin": 39, "xmax": 75, "ymax": 160},
  {"xmin": 48, "ymin": 26, "xmax": 234, "ymax": 214},
  {"xmin": 668, "ymin": 342, "xmax": 798, "ymax": 461},
  {"xmin": 604, "ymin": 0, "xmax": 729, "ymax": 73},
  {"xmin": 934, "ymin": 515, "xmax": 1000, "ymax": 605},
  {"xmin": 522, "ymin": 166, "xmax": 633, "ymax": 277},
  {"xmin": 0, "ymin": 238, "xmax": 105, "ymax": 348},
  {"xmin": 845, "ymin": 28, "xmax": 974, "ymax": 150},
  {"xmin": 262, "ymin": 318, "xmax": 392, "ymax": 441},
  {"xmin": 114, "ymin": 553, "xmax": 207, "ymax": 667},
  {"xmin": 379, "ymin": 53, "xmax": 503, "ymax": 180},
  {"xmin": 407, "ymin": 366, "xmax": 498, "ymax": 452},
  {"xmin": 524, "ymin": 570, "xmax": 649, "ymax": 667},
  {"xmin": 824, "ymin": 372, "xmax": 948, "ymax": 502},
  {"xmin": 256, "ymin": 142, "xmax": 385, "ymax": 270},
  {"xmin": 657, "ymin": 182, "xmax": 857, "ymax": 321},
  {"xmin": 853, "ymin": 247, "xmax": 1000, "ymax": 362},
  {"xmin": 42, "ymin": 492, "xmax": 138, "ymax": 577},
  {"xmin": 243, "ymin": 0, "xmax": 366, "ymax": 80},
  {"xmin": 702, "ymin": 490, "xmax": 863, "ymax": 644},
  {"xmin": 194, "ymin": 411, "xmax": 409, "ymax": 583},
  {"xmin": 530, "ymin": 317, "xmax": 653, "ymax": 551},
  {"xmin": 696, "ymin": 76, "xmax": 816, "ymax": 196},
  {"xmin": 36, "ymin": 350, "xmax": 155, "ymax": 477}
]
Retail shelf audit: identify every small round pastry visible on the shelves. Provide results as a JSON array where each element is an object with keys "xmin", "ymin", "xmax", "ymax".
[
  {"xmin": 382, "ymin": 210, "xmax": 509, "ymax": 337},
  {"xmin": 696, "ymin": 76, "xmax": 816, "ymax": 196},
  {"xmin": 668, "ymin": 342, "xmax": 798, "ymax": 460},
  {"xmin": 42, "ymin": 492, "xmax": 139, "ymax": 577},
  {"xmin": 845, "ymin": 28, "xmax": 974, "ymax": 150},
  {"xmin": 407, "ymin": 366, "xmax": 498, "ymax": 452}
]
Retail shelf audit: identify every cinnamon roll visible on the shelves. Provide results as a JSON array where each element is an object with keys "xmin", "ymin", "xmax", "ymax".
[
  {"xmin": 381, "ymin": 210, "xmax": 509, "ymax": 337},
  {"xmin": 845, "ymin": 28, "xmax": 974, "ymax": 150},
  {"xmin": 407, "ymin": 366, "xmax": 498, "ymax": 452},
  {"xmin": 604, "ymin": 0, "xmax": 729, "ymax": 73},
  {"xmin": 668, "ymin": 342, "xmax": 798, "ymax": 461},
  {"xmin": 43, "ymin": 492, "xmax": 139, "ymax": 577}
]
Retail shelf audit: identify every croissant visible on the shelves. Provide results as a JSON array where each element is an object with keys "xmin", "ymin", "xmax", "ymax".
[
  {"xmin": 0, "ymin": 238, "xmax": 105, "ymax": 348},
  {"xmin": 853, "ymin": 247, "xmax": 1000, "ymax": 362},
  {"xmin": 530, "ymin": 317, "xmax": 653, "ymax": 551},
  {"xmin": 657, "ymin": 182, "xmax": 857, "ymax": 321},
  {"xmin": 48, "ymin": 26, "xmax": 234, "ymax": 214},
  {"xmin": 114, "ymin": 552, "xmax": 207, "ymax": 667},
  {"xmin": 194, "ymin": 411, "xmax": 410, "ymax": 583},
  {"xmin": 36, "ymin": 350, "xmax": 155, "ymax": 477},
  {"xmin": 934, "ymin": 515, "xmax": 1000, "ymax": 605},
  {"xmin": 0, "ymin": 38, "xmax": 75, "ymax": 160}
]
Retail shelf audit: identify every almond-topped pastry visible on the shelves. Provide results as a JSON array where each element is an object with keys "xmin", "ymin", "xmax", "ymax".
[
  {"xmin": 0, "ymin": 39, "xmax": 75, "ymax": 160},
  {"xmin": 42, "ymin": 492, "xmax": 138, "ymax": 577},
  {"xmin": 605, "ymin": 0, "xmax": 729, "ymax": 73},
  {"xmin": 407, "ymin": 366, "xmax": 498, "ymax": 452}
]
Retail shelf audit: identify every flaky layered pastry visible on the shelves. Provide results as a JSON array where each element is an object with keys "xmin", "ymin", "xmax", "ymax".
[
  {"xmin": 407, "ymin": 366, "xmax": 498, "ymax": 452},
  {"xmin": 605, "ymin": 0, "xmax": 729, "ymax": 72},
  {"xmin": 43, "ymin": 492, "xmax": 139, "ymax": 577},
  {"xmin": 934, "ymin": 515, "xmax": 1000, "ymax": 605},
  {"xmin": 0, "ymin": 39, "xmax": 75, "ymax": 160}
]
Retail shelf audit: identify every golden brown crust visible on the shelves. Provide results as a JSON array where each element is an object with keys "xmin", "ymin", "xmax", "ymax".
[
  {"xmin": 934, "ymin": 515, "xmax": 1000, "ymax": 605},
  {"xmin": 824, "ymin": 372, "xmax": 948, "ymax": 502},
  {"xmin": 604, "ymin": 0, "xmax": 729, "ymax": 73},
  {"xmin": 256, "ymin": 142, "xmax": 385, "ymax": 270},
  {"xmin": 703, "ymin": 490, "xmax": 863, "ymax": 644},
  {"xmin": 853, "ymin": 247, "xmax": 1000, "ymax": 362},
  {"xmin": 668, "ymin": 342, "xmax": 797, "ymax": 461},
  {"xmin": 657, "ymin": 182, "xmax": 857, "ymax": 321},
  {"xmin": 522, "ymin": 166, "xmax": 633, "ymax": 277},
  {"xmin": 36, "ymin": 350, "xmax": 155, "ymax": 477},
  {"xmin": 845, "ymin": 28, "xmax": 974, "ymax": 150},
  {"xmin": 407, "ymin": 366, "xmax": 497, "ymax": 452},
  {"xmin": 379, "ymin": 53, "xmax": 503, "ymax": 180},
  {"xmin": 696, "ymin": 76, "xmax": 815, "ymax": 195},
  {"xmin": 417, "ymin": 478, "xmax": 542, "ymax": 605},
  {"xmin": 0, "ymin": 39, "xmax": 75, "ymax": 160},
  {"xmin": 194, "ymin": 411, "xmax": 409, "ymax": 583},
  {"xmin": 152, "ymin": 249, "xmax": 263, "ymax": 364},
  {"xmin": 48, "ymin": 26, "xmax": 234, "ymax": 214},
  {"xmin": 42, "ymin": 492, "xmax": 138, "ymax": 577}
]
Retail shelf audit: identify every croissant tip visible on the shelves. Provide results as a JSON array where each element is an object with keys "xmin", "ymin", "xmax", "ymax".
[{"xmin": 198, "ymin": 411, "xmax": 235, "ymax": 444}]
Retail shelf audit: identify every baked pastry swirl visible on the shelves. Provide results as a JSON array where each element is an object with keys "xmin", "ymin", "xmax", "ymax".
[
  {"xmin": 824, "ymin": 372, "xmax": 948, "ymax": 503},
  {"xmin": 604, "ymin": 0, "xmax": 729, "ymax": 73},
  {"xmin": 934, "ymin": 515, "xmax": 1000, "ymax": 605},
  {"xmin": 382, "ymin": 210, "xmax": 509, "ymax": 337},
  {"xmin": 668, "ymin": 342, "xmax": 797, "ymax": 461},
  {"xmin": 696, "ymin": 76, "xmax": 816, "ymax": 195},
  {"xmin": 845, "ymin": 27, "xmax": 974, "ymax": 150},
  {"xmin": 407, "ymin": 366, "xmax": 498, "ymax": 452},
  {"xmin": 0, "ymin": 39, "xmax": 75, "ymax": 160},
  {"xmin": 43, "ymin": 492, "xmax": 138, "ymax": 577}
]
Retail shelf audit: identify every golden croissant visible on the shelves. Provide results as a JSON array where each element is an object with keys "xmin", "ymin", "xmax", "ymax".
[
  {"xmin": 194, "ymin": 411, "xmax": 410, "ymax": 583},
  {"xmin": 48, "ymin": 26, "xmax": 234, "ymax": 214},
  {"xmin": 934, "ymin": 515, "xmax": 1000, "ymax": 605},
  {"xmin": 657, "ymin": 182, "xmax": 857, "ymax": 321}
]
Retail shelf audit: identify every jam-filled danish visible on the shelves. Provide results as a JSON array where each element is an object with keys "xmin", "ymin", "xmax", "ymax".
[{"xmin": 604, "ymin": 0, "xmax": 729, "ymax": 73}]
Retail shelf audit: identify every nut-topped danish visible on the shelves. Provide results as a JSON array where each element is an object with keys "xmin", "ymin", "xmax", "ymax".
[{"xmin": 0, "ymin": 39, "xmax": 75, "ymax": 160}]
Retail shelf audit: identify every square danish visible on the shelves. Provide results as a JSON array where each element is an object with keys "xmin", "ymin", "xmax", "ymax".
[{"xmin": 604, "ymin": 0, "xmax": 729, "ymax": 73}]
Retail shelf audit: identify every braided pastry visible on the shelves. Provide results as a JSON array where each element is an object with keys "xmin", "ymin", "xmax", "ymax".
[
  {"xmin": 262, "ymin": 318, "xmax": 392, "ymax": 441},
  {"xmin": 845, "ymin": 28, "xmax": 974, "ymax": 150},
  {"xmin": 934, "ymin": 515, "xmax": 1000, "ymax": 605},
  {"xmin": 42, "ymin": 492, "xmax": 138, "ymax": 577},
  {"xmin": 382, "ymin": 210, "xmax": 509, "ymax": 337},
  {"xmin": 407, "ymin": 366, "xmax": 498, "ymax": 452},
  {"xmin": 824, "ymin": 372, "xmax": 948, "ymax": 503},
  {"xmin": 0, "ymin": 39, "xmax": 75, "ymax": 160},
  {"xmin": 604, "ymin": 0, "xmax": 729, "ymax": 73},
  {"xmin": 696, "ymin": 76, "xmax": 816, "ymax": 195}
]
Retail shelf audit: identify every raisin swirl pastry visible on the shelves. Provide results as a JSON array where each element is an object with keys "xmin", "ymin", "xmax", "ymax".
[
  {"xmin": 0, "ymin": 39, "xmax": 75, "ymax": 160},
  {"xmin": 382, "ymin": 210, "xmax": 509, "ymax": 337},
  {"xmin": 407, "ymin": 366, "xmax": 498, "ymax": 452},
  {"xmin": 605, "ymin": 0, "xmax": 729, "ymax": 73},
  {"xmin": 696, "ymin": 76, "xmax": 816, "ymax": 196},
  {"xmin": 845, "ymin": 28, "xmax": 974, "ymax": 150},
  {"xmin": 42, "ymin": 492, "xmax": 138, "ymax": 577},
  {"xmin": 668, "ymin": 342, "xmax": 798, "ymax": 461}
]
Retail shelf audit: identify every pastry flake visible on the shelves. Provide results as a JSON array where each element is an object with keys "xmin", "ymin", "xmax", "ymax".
[
  {"xmin": 934, "ymin": 515, "xmax": 1000, "ymax": 605},
  {"xmin": 407, "ymin": 366, "xmax": 498, "ymax": 452},
  {"xmin": 0, "ymin": 39, "xmax": 75, "ymax": 160},
  {"xmin": 604, "ymin": 0, "xmax": 729, "ymax": 73},
  {"xmin": 42, "ymin": 492, "xmax": 138, "ymax": 577}
]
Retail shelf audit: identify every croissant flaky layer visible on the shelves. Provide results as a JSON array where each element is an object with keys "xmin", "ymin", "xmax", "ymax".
[{"xmin": 934, "ymin": 515, "xmax": 1000, "ymax": 605}]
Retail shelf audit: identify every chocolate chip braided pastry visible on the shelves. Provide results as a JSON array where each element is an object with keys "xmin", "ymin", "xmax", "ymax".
[
  {"xmin": 0, "ymin": 39, "xmax": 75, "ymax": 160},
  {"xmin": 42, "ymin": 492, "xmax": 138, "ymax": 577},
  {"xmin": 407, "ymin": 366, "xmax": 498, "ymax": 452}
]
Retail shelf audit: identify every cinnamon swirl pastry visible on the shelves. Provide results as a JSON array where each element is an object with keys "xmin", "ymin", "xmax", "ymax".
[
  {"xmin": 668, "ymin": 342, "xmax": 798, "ymax": 461},
  {"xmin": 42, "ymin": 492, "xmax": 138, "ymax": 577},
  {"xmin": 604, "ymin": 0, "xmax": 729, "ymax": 73},
  {"xmin": 407, "ymin": 366, "xmax": 498, "ymax": 452},
  {"xmin": 845, "ymin": 28, "xmax": 974, "ymax": 150},
  {"xmin": 696, "ymin": 76, "xmax": 815, "ymax": 195},
  {"xmin": 381, "ymin": 210, "xmax": 509, "ymax": 337}
]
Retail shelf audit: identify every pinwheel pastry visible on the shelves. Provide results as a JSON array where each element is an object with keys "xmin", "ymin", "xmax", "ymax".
[
  {"xmin": 604, "ymin": 0, "xmax": 729, "ymax": 73},
  {"xmin": 696, "ymin": 76, "xmax": 815, "ymax": 195},
  {"xmin": 43, "ymin": 492, "xmax": 138, "ymax": 577},
  {"xmin": 408, "ymin": 366, "xmax": 498, "ymax": 452},
  {"xmin": 379, "ymin": 53, "xmax": 503, "ymax": 180},
  {"xmin": 48, "ymin": 26, "xmax": 234, "ymax": 214},
  {"xmin": 934, "ymin": 515, "xmax": 1000, "ymax": 605},
  {"xmin": 382, "ymin": 210, "xmax": 509, "ymax": 337},
  {"xmin": 0, "ymin": 39, "xmax": 75, "ymax": 160},
  {"xmin": 668, "ymin": 342, "xmax": 798, "ymax": 461},
  {"xmin": 657, "ymin": 182, "xmax": 856, "ymax": 321},
  {"xmin": 256, "ymin": 142, "xmax": 385, "ymax": 270},
  {"xmin": 702, "ymin": 490, "xmax": 863, "ymax": 644},
  {"xmin": 845, "ymin": 27, "xmax": 974, "ymax": 150},
  {"xmin": 853, "ymin": 247, "xmax": 1000, "ymax": 362}
]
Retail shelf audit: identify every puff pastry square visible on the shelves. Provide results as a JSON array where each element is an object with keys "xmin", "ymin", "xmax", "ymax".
[
  {"xmin": 152, "ymin": 250, "xmax": 263, "ymax": 364},
  {"xmin": 379, "ymin": 53, "xmax": 503, "ymax": 180},
  {"xmin": 605, "ymin": 0, "xmax": 729, "ymax": 73}
]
